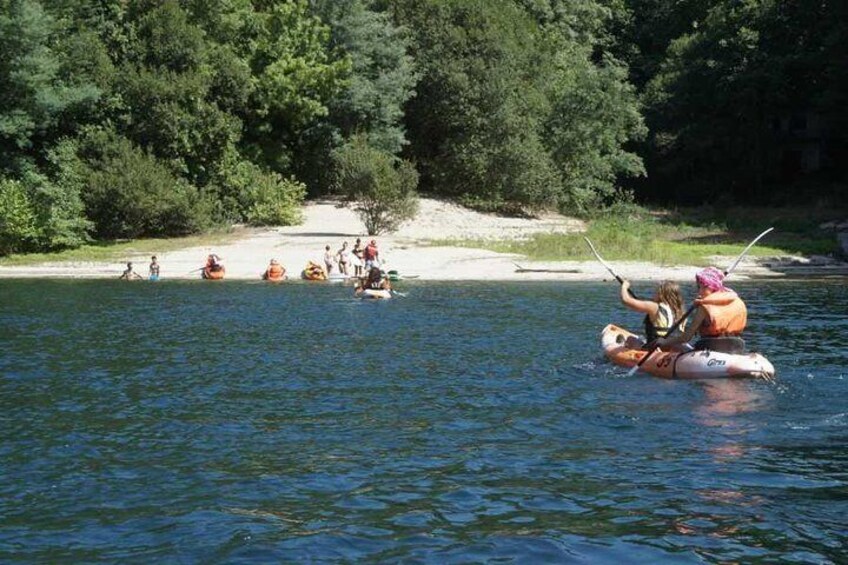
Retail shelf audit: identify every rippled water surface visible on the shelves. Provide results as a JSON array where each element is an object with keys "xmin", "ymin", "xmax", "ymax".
[{"xmin": 1, "ymin": 280, "xmax": 846, "ymax": 562}]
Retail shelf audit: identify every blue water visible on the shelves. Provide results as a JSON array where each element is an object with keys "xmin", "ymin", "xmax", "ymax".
[{"xmin": 0, "ymin": 280, "xmax": 845, "ymax": 562}]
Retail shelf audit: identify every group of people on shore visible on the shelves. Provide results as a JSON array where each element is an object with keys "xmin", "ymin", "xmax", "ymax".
[
  {"xmin": 323, "ymin": 238, "xmax": 381, "ymax": 277},
  {"xmin": 117, "ymin": 239, "xmax": 391, "ymax": 294},
  {"xmin": 618, "ymin": 266, "xmax": 747, "ymax": 353}
]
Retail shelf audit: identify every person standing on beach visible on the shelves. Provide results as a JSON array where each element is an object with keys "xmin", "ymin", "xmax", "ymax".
[
  {"xmin": 324, "ymin": 245, "xmax": 335, "ymax": 274},
  {"xmin": 148, "ymin": 256, "xmax": 160, "ymax": 281},
  {"xmin": 363, "ymin": 239, "xmax": 380, "ymax": 270},
  {"xmin": 352, "ymin": 238, "xmax": 364, "ymax": 277},
  {"xmin": 119, "ymin": 262, "xmax": 143, "ymax": 280},
  {"xmin": 336, "ymin": 241, "xmax": 350, "ymax": 276}
]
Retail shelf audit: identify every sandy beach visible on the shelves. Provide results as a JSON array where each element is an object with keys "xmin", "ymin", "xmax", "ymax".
[{"xmin": 0, "ymin": 198, "xmax": 839, "ymax": 281}]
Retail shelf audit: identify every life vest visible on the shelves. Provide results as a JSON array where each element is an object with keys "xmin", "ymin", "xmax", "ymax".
[
  {"xmin": 265, "ymin": 264, "xmax": 284, "ymax": 280},
  {"xmin": 363, "ymin": 244, "xmax": 377, "ymax": 261},
  {"xmin": 643, "ymin": 303, "xmax": 682, "ymax": 342},
  {"xmin": 697, "ymin": 290, "xmax": 747, "ymax": 337}
]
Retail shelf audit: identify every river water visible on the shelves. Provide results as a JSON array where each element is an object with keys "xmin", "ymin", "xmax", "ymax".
[{"xmin": 1, "ymin": 280, "xmax": 845, "ymax": 562}]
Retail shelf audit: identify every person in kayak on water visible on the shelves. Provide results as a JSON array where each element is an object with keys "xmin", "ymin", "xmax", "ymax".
[
  {"xmin": 656, "ymin": 266, "xmax": 748, "ymax": 354},
  {"xmin": 355, "ymin": 266, "xmax": 391, "ymax": 296},
  {"xmin": 620, "ymin": 279, "xmax": 686, "ymax": 349}
]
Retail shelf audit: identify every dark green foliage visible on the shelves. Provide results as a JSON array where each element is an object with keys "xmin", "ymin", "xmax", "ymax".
[
  {"xmin": 633, "ymin": 0, "xmax": 848, "ymax": 205},
  {"xmin": 392, "ymin": 0, "xmax": 645, "ymax": 214},
  {"xmin": 80, "ymin": 130, "xmax": 212, "ymax": 238},
  {"xmin": 0, "ymin": 178, "xmax": 39, "ymax": 254},
  {"xmin": 3, "ymin": 0, "xmax": 841, "ymax": 257},
  {"xmin": 332, "ymin": 134, "xmax": 418, "ymax": 235}
]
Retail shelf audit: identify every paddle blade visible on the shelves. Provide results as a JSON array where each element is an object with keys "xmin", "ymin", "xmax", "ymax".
[{"xmin": 626, "ymin": 364, "xmax": 640, "ymax": 377}]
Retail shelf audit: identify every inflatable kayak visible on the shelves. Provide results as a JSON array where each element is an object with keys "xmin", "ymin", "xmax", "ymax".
[
  {"xmin": 302, "ymin": 261, "xmax": 327, "ymax": 281},
  {"xmin": 202, "ymin": 266, "xmax": 225, "ymax": 280},
  {"xmin": 358, "ymin": 289, "xmax": 392, "ymax": 300},
  {"xmin": 601, "ymin": 324, "xmax": 774, "ymax": 380}
]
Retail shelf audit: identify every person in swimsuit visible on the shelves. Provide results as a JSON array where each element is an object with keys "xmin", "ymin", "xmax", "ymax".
[
  {"xmin": 336, "ymin": 241, "xmax": 350, "ymax": 276},
  {"xmin": 352, "ymin": 238, "xmax": 364, "ymax": 277},
  {"xmin": 148, "ymin": 256, "xmax": 160, "ymax": 281},
  {"xmin": 323, "ymin": 245, "xmax": 335, "ymax": 274}
]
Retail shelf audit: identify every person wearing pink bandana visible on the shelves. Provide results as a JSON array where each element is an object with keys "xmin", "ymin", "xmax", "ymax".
[{"xmin": 657, "ymin": 266, "xmax": 748, "ymax": 354}]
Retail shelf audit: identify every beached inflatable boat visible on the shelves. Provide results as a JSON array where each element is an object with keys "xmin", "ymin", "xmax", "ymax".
[{"xmin": 601, "ymin": 324, "xmax": 774, "ymax": 380}]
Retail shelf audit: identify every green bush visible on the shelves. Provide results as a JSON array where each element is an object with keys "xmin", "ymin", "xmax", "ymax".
[
  {"xmin": 211, "ymin": 155, "xmax": 305, "ymax": 226},
  {"xmin": 81, "ymin": 131, "xmax": 212, "ymax": 238},
  {"xmin": 0, "ymin": 179, "xmax": 39, "ymax": 255},
  {"xmin": 332, "ymin": 134, "xmax": 418, "ymax": 235},
  {"xmin": 244, "ymin": 174, "xmax": 306, "ymax": 226}
]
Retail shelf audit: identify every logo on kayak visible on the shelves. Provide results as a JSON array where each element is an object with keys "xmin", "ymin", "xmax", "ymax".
[{"xmin": 707, "ymin": 358, "xmax": 726, "ymax": 367}]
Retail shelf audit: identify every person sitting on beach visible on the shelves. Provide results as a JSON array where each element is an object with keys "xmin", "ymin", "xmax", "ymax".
[
  {"xmin": 619, "ymin": 279, "xmax": 686, "ymax": 350},
  {"xmin": 148, "ymin": 256, "xmax": 160, "ymax": 281},
  {"xmin": 262, "ymin": 258, "xmax": 286, "ymax": 281},
  {"xmin": 355, "ymin": 266, "xmax": 391, "ymax": 296},
  {"xmin": 656, "ymin": 267, "xmax": 748, "ymax": 354},
  {"xmin": 352, "ymin": 238, "xmax": 364, "ymax": 277},
  {"xmin": 336, "ymin": 241, "xmax": 350, "ymax": 276},
  {"xmin": 363, "ymin": 239, "xmax": 380, "ymax": 270},
  {"xmin": 119, "ymin": 262, "xmax": 143, "ymax": 280},
  {"xmin": 323, "ymin": 245, "xmax": 335, "ymax": 274}
]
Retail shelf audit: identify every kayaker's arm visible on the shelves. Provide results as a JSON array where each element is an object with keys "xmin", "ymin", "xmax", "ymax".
[
  {"xmin": 658, "ymin": 306, "xmax": 705, "ymax": 347},
  {"xmin": 620, "ymin": 281, "xmax": 658, "ymax": 316}
]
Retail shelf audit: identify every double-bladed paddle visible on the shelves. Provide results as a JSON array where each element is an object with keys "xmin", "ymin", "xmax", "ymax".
[
  {"xmin": 584, "ymin": 237, "xmax": 639, "ymax": 299},
  {"xmin": 626, "ymin": 227, "xmax": 774, "ymax": 376}
]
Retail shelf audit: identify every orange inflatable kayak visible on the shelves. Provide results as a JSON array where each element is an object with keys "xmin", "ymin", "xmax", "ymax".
[{"xmin": 601, "ymin": 324, "xmax": 774, "ymax": 380}]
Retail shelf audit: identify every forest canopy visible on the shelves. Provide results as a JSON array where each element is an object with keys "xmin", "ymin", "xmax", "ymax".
[{"xmin": 0, "ymin": 0, "xmax": 844, "ymax": 254}]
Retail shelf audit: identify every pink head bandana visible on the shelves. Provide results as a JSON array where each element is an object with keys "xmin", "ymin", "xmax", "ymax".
[{"xmin": 696, "ymin": 267, "xmax": 727, "ymax": 292}]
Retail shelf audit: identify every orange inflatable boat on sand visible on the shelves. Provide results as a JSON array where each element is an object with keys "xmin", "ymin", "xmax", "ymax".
[
  {"xmin": 302, "ymin": 261, "xmax": 327, "ymax": 281},
  {"xmin": 601, "ymin": 324, "xmax": 774, "ymax": 380}
]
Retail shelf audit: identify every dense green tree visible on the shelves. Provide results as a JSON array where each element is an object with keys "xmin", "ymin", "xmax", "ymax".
[
  {"xmin": 0, "ymin": 178, "xmax": 38, "ymax": 254},
  {"xmin": 392, "ymin": 0, "xmax": 563, "ymax": 211},
  {"xmin": 0, "ymin": 0, "xmax": 99, "ymax": 169},
  {"xmin": 641, "ymin": 0, "xmax": 848, "ymax": 204},
  {"xmin": 79, "ymin": 128, "xmax": 212, "ymax": 238},
  {"xmin": 332, "ymin": 134, "xmax": 418, "ymax": 234},
  {"xmin": 392, "ymin": 0, "xmax": 645, "ymax": 213},
  {"xmin": 299, "ymin": 0, "xmax": 417, "ymax": 195}
]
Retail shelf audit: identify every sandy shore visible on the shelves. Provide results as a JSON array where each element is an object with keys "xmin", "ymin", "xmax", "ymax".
[{"xmin": 0, "ymin": 198, "xmax": 843, "ymax": 281}]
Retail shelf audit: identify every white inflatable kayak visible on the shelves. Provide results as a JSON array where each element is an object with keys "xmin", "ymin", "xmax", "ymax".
[
  {"xmin": 358, "ymin": 289, "xmax": 392, "ymax": 300},
  {"xmin": 601, "ymin": 324, "xmax": 774, "ymax": 380}
]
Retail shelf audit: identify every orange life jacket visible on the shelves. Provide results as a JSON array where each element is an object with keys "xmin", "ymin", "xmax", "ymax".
[
  {"xmin": 266, "ymin": 264, "xmax": 284, "ymax": 280},
  {"xmin": 696, "ymin": 290, "xmax": 747, "ymax": 337}
]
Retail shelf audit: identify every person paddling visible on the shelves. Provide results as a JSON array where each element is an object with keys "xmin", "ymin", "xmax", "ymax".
[
  {"xmin": 619, "ymin": 279, "xmax": 686, "ymax": 349},
  {"xmin": 202, "ymin": 254, "xmax": 225, "ymax": 279},
  {"xmin": 354, "ymin": 266, "xmax": 391, "ymax": 296},
  {"xmin": 656, "ymin": 267, "xmax": 748, "ymax": 354}
]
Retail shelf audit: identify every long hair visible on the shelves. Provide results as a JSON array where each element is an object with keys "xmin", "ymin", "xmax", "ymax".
[{"xmin": 656, "ymin": 280, "xmax": 685, "ymax": 321}]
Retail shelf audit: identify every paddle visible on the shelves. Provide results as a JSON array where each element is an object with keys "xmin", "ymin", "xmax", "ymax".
[
  {"xmin": 626, "ymin": 227, "xmax": 774, "ymax": 376},
  {"xmin": 584, "ymin": 237, "xmax": 638, "ymax": 299}
]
